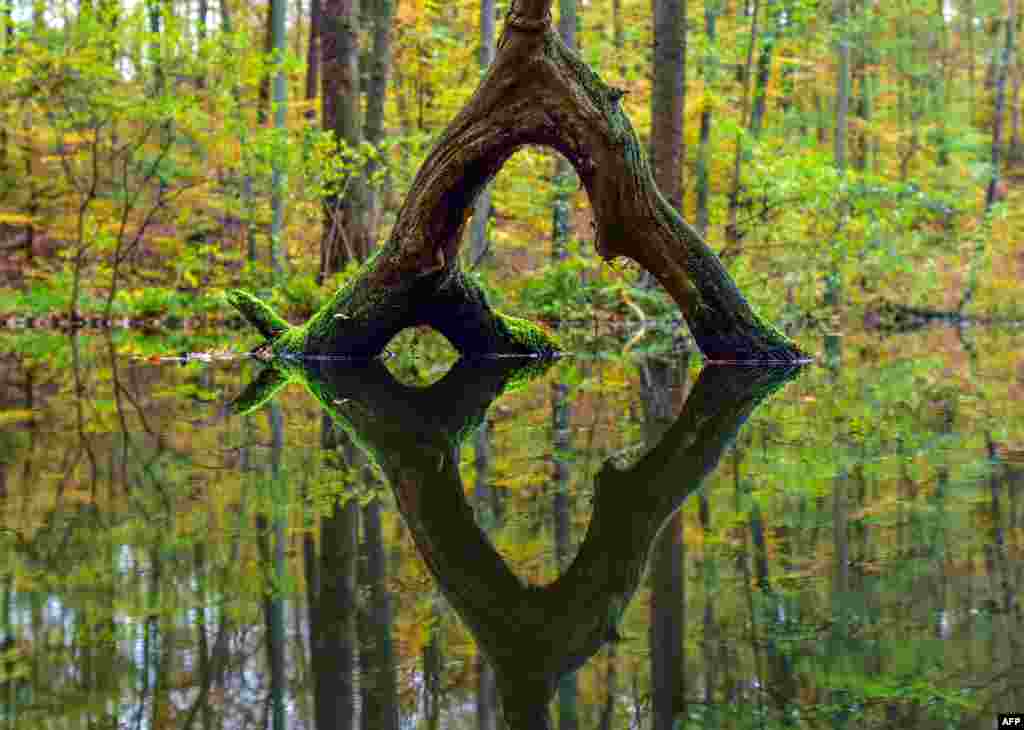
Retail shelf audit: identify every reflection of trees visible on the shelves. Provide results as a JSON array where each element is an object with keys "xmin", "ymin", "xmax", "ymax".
[
  {"xmin": 233, "ymin": 355, "xmax": 800, "ymax": 728},
  {"xmin": 638, "ymin": 352, "xmax": 690, "ymax": 730}
]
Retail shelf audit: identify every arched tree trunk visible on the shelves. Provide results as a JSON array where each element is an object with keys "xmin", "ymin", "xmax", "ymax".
[{"xmin": 229, "ymin": 0, "xmax": 807, "ymax": 363}]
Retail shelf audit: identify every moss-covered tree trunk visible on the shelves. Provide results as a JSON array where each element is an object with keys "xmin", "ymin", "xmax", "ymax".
[{"xmin": 229, "ymin": 0, "xmax": 807, "ymax": 363}]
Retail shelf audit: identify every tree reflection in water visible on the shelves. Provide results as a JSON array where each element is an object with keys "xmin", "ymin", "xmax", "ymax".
[{"xmin": 232, "ymin": 355, "xmax": 802, "ymax": 729}]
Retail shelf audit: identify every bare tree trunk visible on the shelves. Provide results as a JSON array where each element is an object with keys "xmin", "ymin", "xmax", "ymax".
[
  {"xmin": 468, "ymin": 0, "xmax": 498, "ymax": 269},
  {"xmin": 364, "ymin": 0, "xmax": 395, "ymax": 246},
  {"xmin": 748, "ymin": 0, "xmax": 777, "ymax": 138},
  {"xmin": 197, "ymin": 0, "xmax": 208, "ymax": 88},
  {"xmin": 986, "ymin": 0, "xmax": 1017, "ymax": 210},
  {"xmin": 967, "ymin": 0, "xmax": 977, "ymax": 118},
  {"xmin": 726, "ymin": 0, "xmax": 760, "ymax": 248},
  {"xmin": 834, "ymin": 0, "xmax": 850, "ymax": 173},
  {"xmin": 1007, "ymin": 26, "xmax": 1023, "ymax": 162},
  {"xmin": 826, "ymin": 0, "xmax": 851, "ymax": 309},
  {"xmin": 641, "ymin": 0, "xmax": 686, "ymax": 286},
  {"xmin": 270, "ymin": 0, "xmax": 288, "ymax": 276},
  {"xmin": 306, "ymin": 0, "xmax": 321, "ymax": 101},
  {"xmin": 259, "ymin": 1, "xmax": 274, "ymax": 126},
  {"xmin": 695, "ymin": 1, "xmax": 719, "ymax": 236},
  {"xmin": 320, "ymin": 0, "xmax": 368, "ymax": 281},
  {"xmin": 550, "ymin": 0, "xmax": 578, "ymax": 264}
]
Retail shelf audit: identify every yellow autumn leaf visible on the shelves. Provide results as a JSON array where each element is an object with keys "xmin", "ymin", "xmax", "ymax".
[
  {"xmin": 0, "ymin": 410, "xmax": 35, "ymax": 426},
  {"xmin": 0, "ymin": 212, "xmax": 34, "ymax": 225}
]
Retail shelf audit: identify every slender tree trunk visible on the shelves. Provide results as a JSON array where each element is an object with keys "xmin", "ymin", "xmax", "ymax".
[
  {"xmin": 834, "ymin": 0, "xmax": 850, "ymax": 173},
  {"xmin": 650, "ymin": 0, "xmax": 688, "ymax": 210},
  {"xmin": 986, "ymin": 0, "xmax": 1017, "ymax": 210},
  {"xmin": 726, "ymin": 0, "xmax": 760, "ymax": 248},
  {"xmin": 934, "ymin": 0, "xmax": 951, "ymax": 166},
  {"xmin": 1010, "ymin": 46, "xmax": 1023, "ymax": 161},
  {"xmin": 695, "ymin": 2, "xmax": 719, "ymax": 236},
  {"xmin": 859, "ymin": 15, "xmax": 879, "ymax": 173},
  {"xmin": 748, "ymin": 0, "xmax": 777, "ymax": 138},
  {"xmin": 967, "ymin": 0, "xmax": 977, "ymax": 119},
  {"xmin": 363, "ymin": 0, "xmax": 395, "ymax": 247},
  {"xmin": 270, "ymin": 0, "xmax": 288, "ymax": 276},
  {"xmin": 307, "ymin": 0, "xmax": 322, "ymax": 101},
  {"xmin": 826, "ymin": 0, "xmax": 851, "ymax": 308},
  {"xmin": 197, "ymin": 0, "xmax": 208, "ymax": 88},
  {"xmin": 642, "ymin": 0, "xmax": 686, "ymax": 285},
  {"xmin": 612, "ymin": 0, "xmax": 624, "ymax": 82},
  {"xmin": 550, "ymin": 0, "xmax": 578, "ymax": 264},
  {"xmin": 219, "ymin": 0, "xmax": 257, "ymax": 264},
  {"xmin": 468, "ymin": 0, "xmax": 498, "ymax": 269},
  {"xmin": 320, "ymin": 0, "xmax": 367, "ymax": 281},
  {"xmin": 147, "ymin": 0, "xmax": 164, "ymax": 93}
]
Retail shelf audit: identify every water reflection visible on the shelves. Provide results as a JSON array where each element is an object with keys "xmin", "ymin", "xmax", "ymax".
[
  {"xmin": 232, "ymin": 356, "xmax": 800, "ymax": 729},
  {"xmin": 1, "ymin": 330, "xmax": 1023, "ymax": 730}
]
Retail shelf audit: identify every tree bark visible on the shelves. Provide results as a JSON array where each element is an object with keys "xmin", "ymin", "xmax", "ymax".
[
  {"xmin": 229, "ymin": 0, "xmax": 806, "ymax": 363},
  {"xmin": 650, "ymin": 0, "xmax": 686, "ymax": 211},
  {"xmin": 695, "ymin": 1, "xmax": 719, "ymax": 236},
  {"xmin": 364, "ymin": 0, "xmax": 395, "ymax": 246},
  {"xmin": 306, "ymin": 0, "xmax": 321, "ymax": 101},
  {"xmin": 748, "ymin": 0, "xmax": 776, "ymax": 139},
  {"xmin": 321, "ymin": 0, "xmax": 368, "ymax": 279},
  {"xmin": 550, "ymin": 0, "xmax": 578, "ymax": 264},
  {"xmin": 270, "ymin": 0, "xmax": 288, "ymax": 276},
  {"xmin": 1010, "ymin": 45, "xmax": 1022, "ymax": 161},
  {"xmin": 639, "ymin": 0, "xmax": 686, "ymax": 288},
  {"xmin": 986, "ymin": 0, "xmax": 1016, "ymax": 210},
  {"xmin": 726, "ymin": 0, "xmax": 760, "ymax": 247},
  {"xmin": 468, "ymin": 0, "xmax": 498, "ymax": 269}
]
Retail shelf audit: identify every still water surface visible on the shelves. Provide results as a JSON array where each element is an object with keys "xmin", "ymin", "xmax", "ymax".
[{"xmin": 0, "ymin": 325, "xmax": 1021, "ymax": 729}]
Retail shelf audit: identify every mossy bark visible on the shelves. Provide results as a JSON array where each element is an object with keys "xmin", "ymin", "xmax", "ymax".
[{"xmin": 228, "ymin": 0, "xmax": 807, "ymax": 363}]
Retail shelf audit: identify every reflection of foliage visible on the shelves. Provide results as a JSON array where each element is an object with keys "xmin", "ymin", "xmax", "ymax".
[{"xmin": 0, "ymin": 322, "xmax": 1021, "ymax": 728}]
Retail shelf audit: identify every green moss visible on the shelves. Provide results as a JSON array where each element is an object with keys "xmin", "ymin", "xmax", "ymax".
[
  {"xmin": 272, "ymin": 325, "xmax": 308, "ymax": 356},
  {"xmin": 225, "ymin": 289, "xmax": 292, "ymax": 341},
  {"xmin": 229, "ymin": 365, "xmax": 294, "ymax": 416},
  {"xmin": 495, "ymin": 309, "xmax": 561, "ymax": 353}
]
